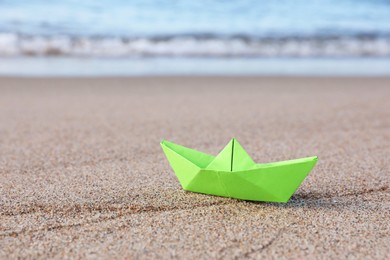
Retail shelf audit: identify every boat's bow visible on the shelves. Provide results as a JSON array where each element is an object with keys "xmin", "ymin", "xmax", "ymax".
[
  {"xmin": 235, "ymin": 156, "xmax": 318, "ymax": 202},
  {"xmin": 160, "ymin": 140, "xmax": 214, "ymax": 189}
]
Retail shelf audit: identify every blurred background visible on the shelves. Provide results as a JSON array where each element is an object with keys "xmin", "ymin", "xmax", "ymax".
[{"xmin": 0, "ymin": 0, "xmax": 390, "ymax": 76}]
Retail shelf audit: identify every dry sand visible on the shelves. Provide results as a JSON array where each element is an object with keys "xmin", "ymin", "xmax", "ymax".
[{"xmin": 0, "ymin": 76, "xmax": 389, "ymax": 259}]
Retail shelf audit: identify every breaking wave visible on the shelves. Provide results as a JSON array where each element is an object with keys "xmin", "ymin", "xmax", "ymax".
[{"xmin": 1, "ymin": 33, "xmax": 390, "ymax": 58}]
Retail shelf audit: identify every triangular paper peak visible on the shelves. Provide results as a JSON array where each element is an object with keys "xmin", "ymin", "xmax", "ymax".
[
  {"xmin": 206, "ymin": 139, "xmax": 234, "ymax": 171},
  {"xmin": 206, "ymin": 138, "xmax": 256, "ymax": 172},
  {"xmin": 231, "ymin": 139, "xmax": 256, "ymax": 171}
]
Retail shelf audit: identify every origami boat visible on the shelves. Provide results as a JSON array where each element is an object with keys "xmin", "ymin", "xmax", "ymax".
[{"xmin": 161, "ymin": 138, "xmax": 317, "ymax": 203}]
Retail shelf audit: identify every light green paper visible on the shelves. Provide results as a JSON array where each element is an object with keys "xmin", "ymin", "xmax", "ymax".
[{"xmin": 161, "ymin": 138, "xmax": 317, "ymax": 203}]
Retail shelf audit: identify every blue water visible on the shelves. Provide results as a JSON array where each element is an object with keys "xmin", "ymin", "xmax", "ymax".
[
  {"xmin": 1, "ymin": 0, "xmax": 390, "ymax": 37},
  {"xmin": 0, "ymin": 0, "xmax": 390, "ymax": 75}
]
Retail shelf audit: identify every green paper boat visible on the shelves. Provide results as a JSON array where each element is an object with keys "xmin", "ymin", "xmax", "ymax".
[{"xmin": 161, "ymin": 138, "xmax": 317, "ymax": 203}]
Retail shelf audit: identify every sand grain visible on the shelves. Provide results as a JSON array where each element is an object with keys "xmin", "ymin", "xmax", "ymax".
[{"xmin": 0, "ymin": 77, "xmax": 389, "ymax": 258}]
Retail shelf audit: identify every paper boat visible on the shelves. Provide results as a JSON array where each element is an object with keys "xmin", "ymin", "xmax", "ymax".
[{"xmin": 161, "ymin": 138, "xmax": 317, "ymax": 203}]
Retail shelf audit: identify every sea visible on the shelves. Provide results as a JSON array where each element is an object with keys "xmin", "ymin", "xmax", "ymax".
[{"xmin": 1, "ymin": 0, "xmax": 390, "ymax": 76}]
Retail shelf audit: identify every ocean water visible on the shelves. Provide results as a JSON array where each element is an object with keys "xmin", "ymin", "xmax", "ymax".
[{"xmin": 0, "ymin": 0, "xmax": 390, "ymax": 75}]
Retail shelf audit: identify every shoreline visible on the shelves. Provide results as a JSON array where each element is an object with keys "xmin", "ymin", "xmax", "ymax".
[{"xmin": 1, "ymin": 57, "xmax": 390, "ymax": 77}]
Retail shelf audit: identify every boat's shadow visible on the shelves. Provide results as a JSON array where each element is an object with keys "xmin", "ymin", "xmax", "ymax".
[{"xmin": 242, "ymin": 193, "xmax": 366, "ymax": 209}]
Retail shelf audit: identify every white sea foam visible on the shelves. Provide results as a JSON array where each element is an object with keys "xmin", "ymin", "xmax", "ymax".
[{"xmin": 1, "ymin": 33, "xmax": 390, "ymax": 58}]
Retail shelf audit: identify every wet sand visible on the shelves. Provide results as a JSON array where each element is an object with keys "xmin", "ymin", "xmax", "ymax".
[{"xmin": 0, "ymin": 77, "xmax": 389, "ymax": 258}]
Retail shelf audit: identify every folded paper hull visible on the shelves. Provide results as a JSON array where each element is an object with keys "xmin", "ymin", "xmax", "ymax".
[
  {"xmin": 161, "ymin": 140, "xmax": 317, "ymax": 203},
  {"xmin": 185, "ymin": 159, "xmax": 317, "ymax": 202}
]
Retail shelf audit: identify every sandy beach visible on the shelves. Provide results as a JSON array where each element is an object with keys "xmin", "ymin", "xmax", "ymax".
[{"xmin": 0, "ymin": 76, "xmax": 389, "ymax": 258}]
